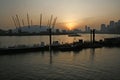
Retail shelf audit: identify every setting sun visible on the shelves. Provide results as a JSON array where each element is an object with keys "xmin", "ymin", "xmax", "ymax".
[{"xmin": 66, "ymin": 22, "xmax": 76, "ymax": 30}]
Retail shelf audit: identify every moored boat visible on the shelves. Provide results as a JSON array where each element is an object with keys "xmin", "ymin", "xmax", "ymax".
[{"xmin": 68, "ymin": 33, "xmax": 81, "ymax": 37}]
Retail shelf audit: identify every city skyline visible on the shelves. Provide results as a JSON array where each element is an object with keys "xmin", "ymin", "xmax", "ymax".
[{"xmin": 0, "ymin": 0, "xmax": 120, "ymax": 30}]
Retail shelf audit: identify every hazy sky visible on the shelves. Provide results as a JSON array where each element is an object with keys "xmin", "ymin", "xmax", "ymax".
[{"xmin": 0, "ymin": 0, "xmax": 120, "ymax": 30}]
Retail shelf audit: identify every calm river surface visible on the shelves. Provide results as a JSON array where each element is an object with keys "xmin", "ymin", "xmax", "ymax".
[{"xmin": 0, "ymin": 34, "xmax": 120, "ymax": 80}]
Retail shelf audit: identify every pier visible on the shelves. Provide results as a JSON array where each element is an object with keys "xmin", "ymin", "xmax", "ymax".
[{"xmin": 0, "ymin": 36, "xmax": 120, "ymax": 54}]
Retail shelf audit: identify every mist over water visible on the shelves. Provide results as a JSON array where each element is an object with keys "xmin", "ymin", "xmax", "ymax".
[{"xmin": 0, "ymin": 34, "xmax": 120, "ymax": 80}]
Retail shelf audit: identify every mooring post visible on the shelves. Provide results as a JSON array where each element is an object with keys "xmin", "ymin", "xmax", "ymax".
[
  {"xmin": 90, "ymin": 29, "xmax": 93, "ymax": 43},
  {"xmin": 49, "ymin": 28, "xmax": 52, "ymax": 64},
  {"xmin": 93, "ymin": 29, "xmax": 95, "ymax": 44},
  {"xmin": 49, "ymin": 28, "xmax": 52, "ymax": 51}
]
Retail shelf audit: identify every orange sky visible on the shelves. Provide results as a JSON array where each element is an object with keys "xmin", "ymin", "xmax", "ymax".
[{"xmin": 0, "ymin": 0, "xmax": 120, "ymax": 30}]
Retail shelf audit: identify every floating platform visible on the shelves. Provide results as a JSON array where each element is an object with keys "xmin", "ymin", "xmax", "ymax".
[
  {"xmin": 0, "ymin": 37, "xmax": 120, "ymax": 54},
  {"xmin": 68, "ymin": 34, "xmax": 81, "ymax": 37}
]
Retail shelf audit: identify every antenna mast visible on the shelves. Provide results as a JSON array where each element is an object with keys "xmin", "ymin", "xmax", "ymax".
[
  {"xmin": 27, "ymin": 13, "xmax": 30, "ymax": 28},
  {"xmin": 52, "ymin": 17, "xmax": 57, "ymax": 29},
  {"xmin": 16, "ymin": 14, "xmax": 21, "ymax": 33},
  {"xmin": 31, "ymin": 19, "xmax": 33, "ymax": 26},
  {"xmin": 12, "ymin": 16, "xmax": 17, "ymax": 28},
  {"xmin": 16, "ymin": 14, "xmax": 21, "ymax": 28},
  {"xmin": 49, "ymin": 15, "xmax": 53, "ymax": 28},
  {"xmin": 40, "ymin": 13, "xmax": 42, "ymax": 28},
  {"xmin": 22, "ymin": 19, "xmax": 24, "ymax": 27}
]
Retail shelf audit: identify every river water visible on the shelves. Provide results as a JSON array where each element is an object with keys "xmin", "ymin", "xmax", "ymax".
[{"xmin": 0, "ymin": 34, "xmax": 120, "ymax": 80}]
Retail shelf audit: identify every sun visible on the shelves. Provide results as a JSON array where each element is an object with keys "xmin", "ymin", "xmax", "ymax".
[{"xmin": 66, "ymin": 22, "xmax": 76, "ymax": 30}]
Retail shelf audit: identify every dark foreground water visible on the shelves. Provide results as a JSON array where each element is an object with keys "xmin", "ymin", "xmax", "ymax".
[
  {"xmin": 0, "ymin": 48, "xmax": 120, "ymax": 80},
  {"xmin": 0, "ymin": 34, "xmax": 120, "ymax": 80}
]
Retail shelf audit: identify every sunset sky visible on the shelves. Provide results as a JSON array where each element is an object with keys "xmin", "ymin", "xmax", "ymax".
[{"xmin": 0, "ymin": 0, "xmax": 120, "ymax": 30}]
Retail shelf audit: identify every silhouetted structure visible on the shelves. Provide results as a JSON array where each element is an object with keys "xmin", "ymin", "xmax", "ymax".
[
  {"xmin": 85, "ymin": 25, "xmax": 91, "ymax": 32},
  {"xmin": 90, "ymin": 29, "xmax": 95, "ymax": 44},
  {"xmin": 49, "ymin": 28, "xmax": 52, "ymax": 50},
  {"xmin": 16, "ymin": 14, "xmax": 21, "ymax": 33},
  {"xmin": 90, "ymin": 29, "xmax": 92, "ymax": 43},
  {"xmin": 27, "ymin": 13, "xmax": 30, "ymax": 28},
  {"xmin": 93, "ymin": 29, "xmax": 95, "ymax": 44},
  {"xmin": 40, "ymin": 13, "xmax": 42, "ymax": 28},
  {"xmin": 100, "ymin": 20, "xmax": 120, "ymax": 34}
]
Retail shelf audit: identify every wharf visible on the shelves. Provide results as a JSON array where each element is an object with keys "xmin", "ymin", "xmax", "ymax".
[{"xmin": 0, "ymin": 37, "xmax": 120, "ymax": 54}]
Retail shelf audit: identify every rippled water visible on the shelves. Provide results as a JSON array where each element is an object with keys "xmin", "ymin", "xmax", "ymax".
[
  {"xmin": 0, "ymin": 34, "xmax": 120, "ymax": 80},
  {"xmin": 0, "ymin": 48, "xmax": 120, "ymax": 80}
]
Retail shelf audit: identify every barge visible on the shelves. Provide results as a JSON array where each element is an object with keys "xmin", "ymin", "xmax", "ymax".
[{"xmin": 0, "ymin": 37, "xmax": 120, "ymax": 54}]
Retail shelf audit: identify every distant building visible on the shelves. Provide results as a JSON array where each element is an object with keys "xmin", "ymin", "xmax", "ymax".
[
  {"xmin": 107, "ymin": 25, "xmax": 109, "ymax": 28},
  {"xmin": 109, "ymin": 21, "xmax": 115, "ymax": 28},
  {"xmin": 56, "ymin": 29, "xmax": 60, "ymax": 33},
  {"xmin": 62, "ymin": 30, "xmax": 67, "ymax": 33},
  {"xmin": 91, "ymin": 20, "xmax": 120, "ymax": 34},
  {"xmin": 85, "ymin": 25, "xmax": 91, "ymax": 32},
  {"xmin": 12, "ymin": 25, "xmax": 49, "ymax": 33},
  {"xmin": 115, "ymin": 22, "xmax": 118, "ymax": 27},
  {"xmin": 73, "ymin": 29, "xmax": 81, "ymax": 33},
  {"xmin": 85, "ymin": 25, "xmax": 87, "ymax": 31},
  {"xmin": 87, "ymin": 27, "xmax": 90, "ymax": 32},
  {"xmin": 101, "ymin": 24, "xmax": 107, "ymax": 32},
  {"xmin": 117, "ymin": 20, "xmax": 120, "ymax": 26}
]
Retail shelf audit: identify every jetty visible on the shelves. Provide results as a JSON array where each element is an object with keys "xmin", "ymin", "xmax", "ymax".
[{"xmin": 0, "ymin": 36, "xmax": 120, "ymax": 54}]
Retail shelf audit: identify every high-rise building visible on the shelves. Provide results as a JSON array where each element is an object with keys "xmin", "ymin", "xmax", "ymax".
[
  {"xmin": 109, "ymin": 21, "xmax": 115, "ymax": 28},
  {"xmin": 118, "ymin": 20, "xmax": 120, "ymax": 26},
  {"xmin": 87, "ymin": 27, "xmax": 90, "ymax": 32},
  {"xmin": 56, "ymin": 29, "xmax": 60, "ymax": 33},
  {"xmin": 101, "ymin": 24, "xmax": 106, "ymax": 32},
  {"xmin": 85, "ymin": 25, "xmax": 88, "ymax": 32},
  {"xmin": 85, "ymin": 25, "xmax": 91, "ymax": 32}
]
